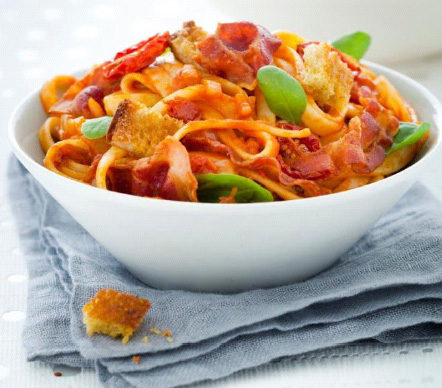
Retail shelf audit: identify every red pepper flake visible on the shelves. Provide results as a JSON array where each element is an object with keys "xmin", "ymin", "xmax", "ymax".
[
  {"xmin": 102, "ymin": 32, "xmax": 170, "ymax": 80},
  {"xmin": 54, "ymin": 372, "xmax": 63, "ymax": 377},
  {"xmin": 132, "ymin": 356, "xmax": 141, "ymax": 364},
  {"xmin": 162, "ymin": 329, "xmax": 173, "ymax": 337}
]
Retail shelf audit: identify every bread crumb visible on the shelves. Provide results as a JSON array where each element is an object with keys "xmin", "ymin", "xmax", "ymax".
[
  {"xmin": 132, "ymin": 356, "xmax": 141, "ymax": 364},
  {"xmin": 149, "ymin": 327, "xmax": 161, "ymax": 335},
  {"xmin": 162, "ymin": 329, "xmax": 173, "ymax": 337},
  {"xmin": 169, "ymin": 21, "xmax": 208, "ymax": 69},
  {"xmin": 82, "ymin": 289, "xmax": 151, "ymax": 344},
  {"xmin": 141, "ymin": 336, "xmax": 149, "ymax": 343},
  {"xmin": 166, "ymin": 337, "xmax": 174, "ymax": 343},
  {"xmin": 107, "ymin": 99, "xmax": 183, "ymax": 158},
  {"xmin": 300, "ymin": 42, "xmax": 354, "ymax": 112}
]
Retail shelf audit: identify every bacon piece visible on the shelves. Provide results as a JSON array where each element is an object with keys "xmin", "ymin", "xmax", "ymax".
[
  {"xmin": 325, "ymin": 115, "xmax": 386, "ymax": 174},
  {"xmin": 189, "ymin": 154, "xmax": 218, "ymax": 174},
  {"xmin": 165, "ymin": 98, "xmax": 201, "ymax": 122},
  {"xmin": 194, "ymin": 22, "xmax": 281, "ymax": 88},
  {"xmin": 275, "ymin": 123, "xmax": 335, "ymax": 180},
  {"xmin": 364, "ymin": 99, "xmax": 399, "ymax": 142},
  {"xmin": 356, "ymin": 99, "xmax": 399, "ymax": 154},
  {"xmin": 239, "ymin": 157, "xmax": 330, "ymax": 197},
  {"xmin": 216, "ymin": 22, "xmax": 280, "ymax": 72},
  {"xmin": 278, "ymin": 137, "xmax": 335, "ymax": 180},
  {"xmin": 107, "ymin": 164, "xmax": 134, "ymax": 194},
  {"xmin": 132, "ymin": 137, "xmax": 198, "ymax": 201},
  {"xmin": 181, "ymin": 133, "xmax": 230, "ymax": 156},
  {"xmin": 189, "ymin": 152, "xmax": 236, "ymax": 174},
  {"xmin": 277, "ymin": 123, "xmax": 320, "ymax": 152},
  {"xmin": 351, "ymin": 76, "xmax": 376, "ymax": 105}
]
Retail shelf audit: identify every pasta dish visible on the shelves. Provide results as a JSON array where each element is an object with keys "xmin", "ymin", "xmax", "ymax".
[{"xmin": 39, "ymin": 21, "xmax": 430, "ymax": 203}]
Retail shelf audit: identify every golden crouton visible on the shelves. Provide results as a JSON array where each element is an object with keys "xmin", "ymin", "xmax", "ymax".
[
  {"xmin": 83, "ymin": 289, "xmax": 151, "ymax": 344},
  {"xmin": 300, "ymin": 42, "xmax": 354, "ymax": 112},
  {"xmin": 169, "ymin": 21, "xmax": 207, "ymax": 69},
  {"xmin": 107, "ymin": 99, "xmax": 183, "ymax": 158}
]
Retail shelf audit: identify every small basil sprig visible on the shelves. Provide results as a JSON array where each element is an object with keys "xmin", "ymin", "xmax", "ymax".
[
  {"xmin": 257, "ymin": 65, "xmax": 307, "ymax": 125},
  {"xmin": 81, "ymin": 116, "xmax": 113, "ymax": 139},
  {"xmin": 160, "ymin": 47, "xmax": 171, "ymax": 56},
  {"xmin": 331, "ymin": 31, "xmax": 371, "ymax": 60},
  {"xmin": 196, "ymin": 174, "xmax": 273, "ymax": 203},
  {"xmin": 386, "ymin": 122, "xmax": 430, "ymax": 155}
]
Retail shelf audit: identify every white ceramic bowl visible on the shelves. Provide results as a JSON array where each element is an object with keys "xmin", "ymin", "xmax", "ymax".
[{"xmin": 9, "ymin": 62, "xmax": 442, "ymax": 292}]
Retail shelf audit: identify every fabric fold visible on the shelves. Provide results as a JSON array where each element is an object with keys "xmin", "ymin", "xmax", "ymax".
[{"xmin": 8, "ymin": 156, "xmax": 442, "ymax": 388}]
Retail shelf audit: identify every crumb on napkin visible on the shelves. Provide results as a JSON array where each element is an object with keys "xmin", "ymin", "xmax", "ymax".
[
  {"xmin": 148, "ymin": 326, "xmax": 174, "ymax": 343},
  {"xmin": 132, "ymin": 355, "xmax": 141, "ymax": 364},
  {"xmin": 149, "ymin": 327, "xmax": 161, "ymax": 335},
  {"xmin": 82, "ymin": 289, "xmax": 151, "ymax": 344}
]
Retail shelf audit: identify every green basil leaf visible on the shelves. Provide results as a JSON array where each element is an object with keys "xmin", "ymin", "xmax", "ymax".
[
  {"xmin": 386, "ymin": 121, "xmax": 430, "ymax": 155},
  {"xmin": 160, "ymin": 47, "xmax": 171, "ymax": 56},
  {"xmin": 257, "ymin": 65, "xmax": 307, "ymax": 125},
  {"xmin": 81, "ymin": 116, "xmax": 113, "ymax": 139},
  {"xmin": 331, "ymin": 31, "xmax": 371, "ymax": 60},
  {"xmin": 196, "ymin": 174, "xmax": 273, "ymax": 203}
]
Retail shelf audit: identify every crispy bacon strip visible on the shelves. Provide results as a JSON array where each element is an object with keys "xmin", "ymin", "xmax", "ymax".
[
  {"xmin": 180, "ymin": 133, "xmax": 230, "ymax": 156},
  {"xmin": 132, "ymin": 137, "xmax": 198, "ymax": 201},
  {"xmin": 189, "ymin": 154, "xmax": 218, "ymax": 174},
  {"xmin": 278, "ymin": 137, "xmax": 335, "ymax": 180},
  {"xmin": 238, "ymin": 157, "xmax": 330, "ymax": 197},
  {"xmin": 275, "ymin": 123, "xmax": 335, "ymax": 180},
  {"xmin": 277, "ymin": 123, "xmax": 320, "ymax": 151},
  {"xmin": 325, "ymin": 119, "xmax": 382, "ymax": 174},
  {"xmin": 195, "ymin": 22, "xmax": 281, "ymax": 88},
  {"xmin": 165, "ymin": 98, "xmax": 202, "ymax": 122},
  {"xmin": 324, "ymin": 99, "xmax": 398, "ymax": 175}
]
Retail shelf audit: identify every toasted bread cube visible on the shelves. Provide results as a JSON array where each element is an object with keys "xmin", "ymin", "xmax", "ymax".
[
  {"xmin": 169, "ymin": 21, "xmax": 207, "ymax": 69},
  {"xmin": 300, "ymin": 42, "xmax": 354, "ymax": 112},
  {"xmin": 83, "ymin": 289, "xmax": 151, "ymax": 344},
  {"xmin": 107, "ymin": 99, "xmax": 183, "ymax": 157}
]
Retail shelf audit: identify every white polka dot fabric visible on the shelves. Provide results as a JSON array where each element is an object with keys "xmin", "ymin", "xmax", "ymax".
[{"xmin": 0, "ymin": 1, "xmax": 442, "ymax": 387}]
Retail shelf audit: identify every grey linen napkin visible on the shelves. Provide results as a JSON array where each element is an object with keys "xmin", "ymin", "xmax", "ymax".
[{"xmin": 8, "ymin": 156, "xmax": 442, "ymax": 388}]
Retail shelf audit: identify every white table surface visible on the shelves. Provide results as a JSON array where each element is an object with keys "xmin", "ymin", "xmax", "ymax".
[{"xmin": 1, "ymin": 1, "xmax": 442, "ymax": 387}]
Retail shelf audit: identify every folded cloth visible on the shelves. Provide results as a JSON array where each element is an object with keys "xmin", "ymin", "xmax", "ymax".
[{"xmin": 8, "ymin": 156, "xmax": 442, "ymax": 388}]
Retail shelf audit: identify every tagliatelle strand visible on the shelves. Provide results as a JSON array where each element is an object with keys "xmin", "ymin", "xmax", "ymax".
[
  {"xmin": 96, "ymin": 146, "xmax": 128, "ymax": 189},
  {"xmin": 172, "ymin": 119, "xmax": 311, "ymax": 141},
  {"xmin": 44, "ymin": 138, "xmax": 92, "ymax": 181}
]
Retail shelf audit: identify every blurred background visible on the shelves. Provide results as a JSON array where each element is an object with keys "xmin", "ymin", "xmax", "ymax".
[{"xmin": 0, "ymin": 1, "xmax": 442, "ymax": 387}]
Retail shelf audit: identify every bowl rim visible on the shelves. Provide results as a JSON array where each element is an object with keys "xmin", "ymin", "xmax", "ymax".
[{"xmin": 8, "ymin": 60, "xmax": 442, "ymax": 212}]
